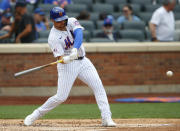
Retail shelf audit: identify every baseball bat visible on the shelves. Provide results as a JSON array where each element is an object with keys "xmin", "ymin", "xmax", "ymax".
[{"xmin": 14, "ymin": 59, "xmax": 63, "ymax": 77}]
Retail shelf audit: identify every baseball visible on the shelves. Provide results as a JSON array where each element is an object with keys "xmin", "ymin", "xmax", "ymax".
[{"xmin": 166, "ymin": 71, "xmax": 173, "ymax": 77}]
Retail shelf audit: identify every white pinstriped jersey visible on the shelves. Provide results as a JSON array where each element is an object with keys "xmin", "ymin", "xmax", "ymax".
[
  {"xmin": 48, "ymin": 17, "xmax": 85, "ymax": 57},
  {"xmin": 36, "ymin": 17, "xmax": 112, "ymax": 121}
]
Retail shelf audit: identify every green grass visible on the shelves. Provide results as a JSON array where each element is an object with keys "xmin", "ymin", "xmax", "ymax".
[{"xmin": 0, "ymin": 103, "xmax": 180, "ymax": 119}]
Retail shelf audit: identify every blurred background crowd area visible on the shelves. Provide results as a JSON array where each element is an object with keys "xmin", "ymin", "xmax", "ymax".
[{"xmin": 0, "ymin": 0, "xmax": 180, "ymax": 43}]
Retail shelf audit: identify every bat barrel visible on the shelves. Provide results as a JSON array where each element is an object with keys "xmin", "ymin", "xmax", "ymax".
[
  {"xmin": 14, "ymin": 65, "xmax": 44, "ymax": 77},
  {"xmin": 14, "ymin": 60, "xmax": 62, "ymax": 78}
]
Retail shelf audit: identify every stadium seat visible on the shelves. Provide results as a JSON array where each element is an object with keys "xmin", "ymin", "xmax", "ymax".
[
  {"xmin": 144, "ymin": 4, "xmax": 160, "ymax": 12},
  {"xmin": 0, "ymin": 38, "xmax": 13, "ymax": 43},
  {"xmin": 105, "ymin": 0, "xmax": 127, "ymax": 5},
  {"xmin": 92, "ymin": 4, "xmax": 114, "ymax": 13},
  {"xmin": 96, "ymin": 20, "xmax": 104, "ymax": 29},
  {"xmin": 92, "ymin": 29, "xmax": 120, "ymax": 38},
  {"xmin": 122, "ymin": 21, "xmax": 146, "ymax": 32},
  {"xmin": 95, "ymin": 0, "xmax": 105, "ymax": 3},
  {"xmin": 145, "ymin": 29, "xmax": 152, "ymax": 41},
  {"xmin": 112, "ymin": 12, "xmax": 122, "ymax": 19},
  {"xmin": 175, "ymin": 12, "xmax": 180, "ymax": 20},
  {"xmin": 90, "ymin": 12, "xmax": 99, "ymax": 22},
  {"xmin": 39, "ymin": 30, "xmax": 50, "ymax": 38},
  {"xmin": 92, "ymin": 29, "xmax": 103, "ymax": 37},
  {"xmin": 79, "ymin": 20, "xmax": 95, "ymax": 32},
  {"xmin": 83, "ymin": 30, "xmax": 91, "ymax": 42},
  {"xmin": 175, "ymin": 20, "xmax": 180, "ymax": 29},
  {"xmin": 10, "ymin": 4, "xmax": 15, "ymax": 14},
  {"xmin": 89, "ymin": 38, "xmax": 115, "ymax": 42},
  {"xmin": 39, "ymin": 4, "xmax": 56, "ymax": 13},
  {"xmin": 0, "ymin": 30, "xmax": 8, "ymax": 36},
  {"xmin": 0, "ymin": 32, "xmax": 13, "ymax": 43},
  {"xmin": 96, "ymin": 21, "xmax": 121, "ymax": 30},
  {"xmin": 119, "ymin": 29, "xmax": 145, "ymax": 41},
  {"xmin": 66, "ymin": 4, "xmax": 88, "ymax": 13},
  {"xmin": 113, "ymin": 22, "xmax": 121, "ymax": 31},
  {"xmin": 174, "ymin": 5, "xmax": 180, "ymax": 12},
  {"xmin": 33, "ymin": 38, "xmax": 48, "ymax": 43},
  {"xmin": 174, "ymin": 30, "xmax": 180, "ymax": 41},
  {"xmin": 130, "ymin": 0, "xmax": 152, "ymax": 5},
  {"xmin": 139, "ymin": 12, "xmax": 152, "ymax": 25},
  {"xmin": 118, "ymin": 4, "xmax": 141, "ymax": 14},
  {"xmin": 158, "ymin": 0, "xmax": 179, "ymax": 4},
  {"xmin": 0, "ymin": 31, "xmax": 10, "ymax": 43},
  {"xmin": 73, "ymin": 0, "xmax": 93, "ymax": 5},
  {"xmin": 66, "ymin": 12, "xmax": 79, "ymax": 18},
  {"xmin": 117, "ymin": 39, "xmax": 139, "ymax": 42},
  {"xmin": 105, "ymin": 0, "xmax": 127, "ymax": 11},
  {"xmin": 157, "ymin": 0, "xmax": 164, "ymax": 4}
]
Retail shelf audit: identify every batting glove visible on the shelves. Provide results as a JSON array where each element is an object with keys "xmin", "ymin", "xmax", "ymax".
[
  {"xmin": 62, "ymin": 56, "xmax": 72, "ymax": 64},
  {"xmin": 70, "ymin": 48, "xmax": 78, "ymax": 60}
]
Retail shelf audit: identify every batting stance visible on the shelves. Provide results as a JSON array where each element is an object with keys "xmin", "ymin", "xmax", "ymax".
[{"xmin": 24, "ymin": 7, "xmax": 116, "ymax": 127}]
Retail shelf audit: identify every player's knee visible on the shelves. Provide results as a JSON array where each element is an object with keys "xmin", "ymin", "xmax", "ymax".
[
  {"xmin": 91, "ymin": 78, "xmax": 103, "ymax": 87},
  {"xmin": 54, "ymin": 94, "xmax": 68, "ymax": 103}
]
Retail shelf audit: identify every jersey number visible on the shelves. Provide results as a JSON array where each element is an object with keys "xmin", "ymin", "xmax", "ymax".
[{"xmin": 64, "ymin": 36, "xmax": 74, "ymax": 50}]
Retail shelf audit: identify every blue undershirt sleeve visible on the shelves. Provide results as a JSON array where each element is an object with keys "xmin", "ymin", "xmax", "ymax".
[{"xmin": 73, "ymin": 28, "xmax": 83, "ymax": 49}]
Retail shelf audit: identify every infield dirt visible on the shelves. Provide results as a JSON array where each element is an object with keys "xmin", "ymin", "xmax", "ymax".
[{"xmin": 0, "ymin": 119, "xmax": 180, "ymax": 131}]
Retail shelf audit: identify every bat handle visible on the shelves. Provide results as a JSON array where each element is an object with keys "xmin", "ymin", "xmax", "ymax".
[{"xmin": 57, "ymin": 59, "xmax": 63, "ymax": 63}]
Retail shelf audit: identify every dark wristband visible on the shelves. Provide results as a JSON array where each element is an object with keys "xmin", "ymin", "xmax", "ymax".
[{"xmin": 151, "ymin": 37, "xmax": 157, "ymax": 41}]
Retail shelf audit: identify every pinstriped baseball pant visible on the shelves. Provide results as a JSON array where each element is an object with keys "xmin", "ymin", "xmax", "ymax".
[{"xmin": 36, "ymin": 57, "xmax": 112, "ymax": 119}]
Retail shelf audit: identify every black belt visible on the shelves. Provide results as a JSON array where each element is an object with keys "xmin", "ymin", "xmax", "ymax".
[{"xmin": 76, "ymin": 56, "xmax": 84, "ymax": 60}]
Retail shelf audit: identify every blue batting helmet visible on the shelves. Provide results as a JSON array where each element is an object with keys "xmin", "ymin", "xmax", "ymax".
[{"xmin": 50, "ymin": 7, "xmax": 68, "ymax": 22}]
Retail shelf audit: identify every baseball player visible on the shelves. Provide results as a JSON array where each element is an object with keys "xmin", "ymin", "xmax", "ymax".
[{"xmin": 24, "ymin": 7, "xmax": 116, "ymax": 127}]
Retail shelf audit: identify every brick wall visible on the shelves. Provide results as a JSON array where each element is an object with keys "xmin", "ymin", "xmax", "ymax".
[{"xmin": 0, "ymin": 52, "xmax": 180, "ymax": 87}]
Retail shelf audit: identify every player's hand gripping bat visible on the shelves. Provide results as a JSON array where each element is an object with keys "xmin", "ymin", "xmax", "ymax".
[{"xmin": 14, "ymin": 59, "xmax": 63, "ymax": 77}]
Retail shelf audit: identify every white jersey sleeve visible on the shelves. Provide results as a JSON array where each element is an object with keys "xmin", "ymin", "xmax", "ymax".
[
  {"xmin": 48, "ymin": 31, "xmax": 64, "ymax": 58},
  {"xmin": 150, "ymin": 8, "xmax": 162, "ymax": 25},
  {"xmin": 67, "ymin": 17, "xmax": 84, "ymax": 31}
]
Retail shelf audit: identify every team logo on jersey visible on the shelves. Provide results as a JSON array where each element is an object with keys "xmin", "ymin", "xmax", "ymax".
[
  {"xmin": 59, "ymin": 12, "xmax": 63, "ymax": 16},
  {"xmin": 74, "ymin": 21, "xmax": 80, "ymax": 26},
  {"xmin": 64, "ymin": 36, "xmax": 74, "ymax": 50},
  {"xmin": 53, "ymin": 48, "xmax": 58, "ymax": 52}
]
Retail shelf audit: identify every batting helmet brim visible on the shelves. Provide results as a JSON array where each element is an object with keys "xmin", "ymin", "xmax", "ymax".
[{"xmin": 54, "ymin": 15, "xmax": 68, "ymax": 22}]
